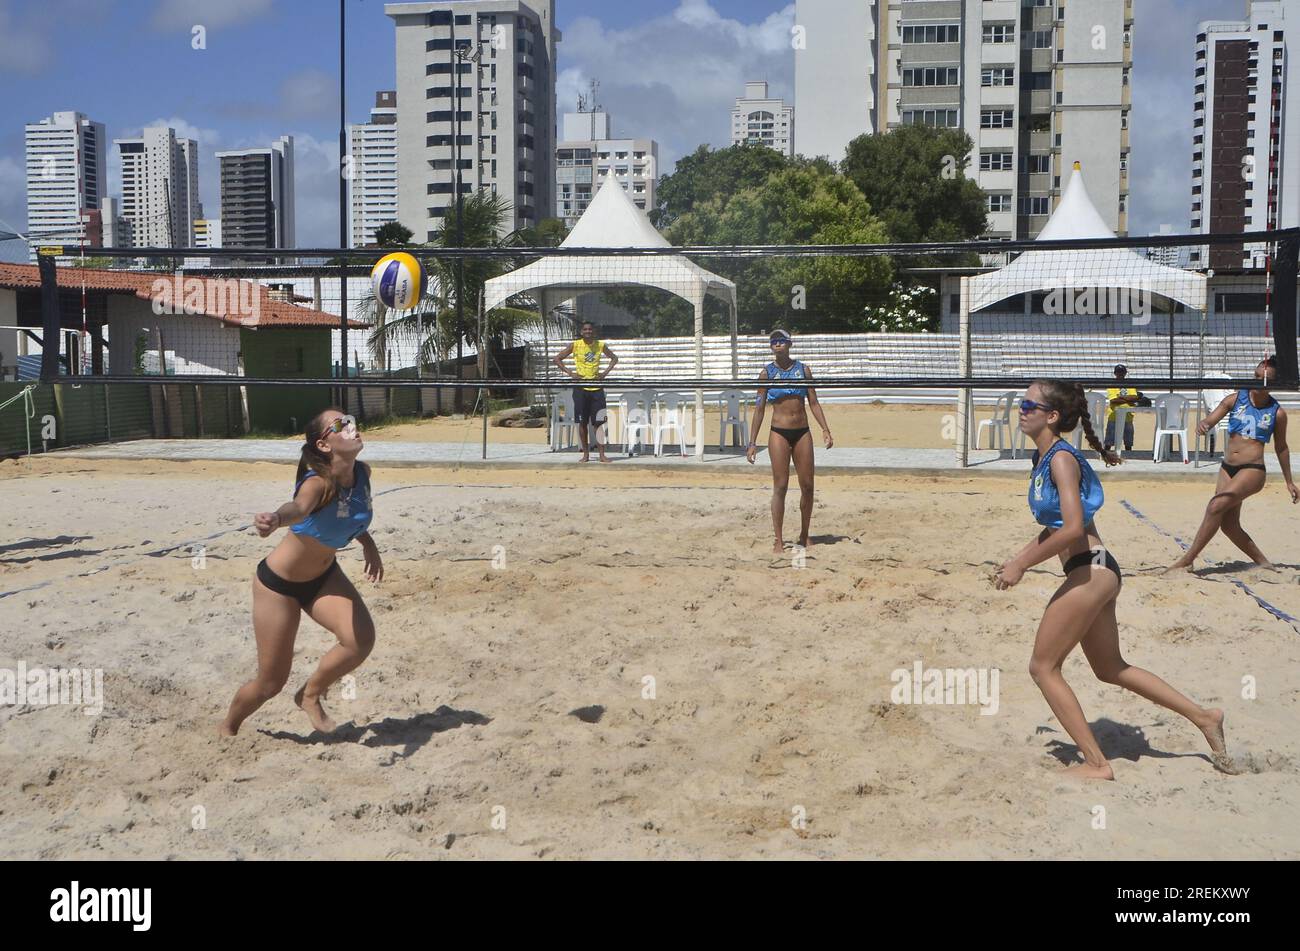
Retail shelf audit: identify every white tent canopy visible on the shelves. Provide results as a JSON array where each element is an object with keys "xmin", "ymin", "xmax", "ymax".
[
  {"xmin": 483, "ymin": 177, "xmax": 739, "ymax": 457},
  {"xmin": 956, "ymin": 163, "xmax": 1210, "ymax": 466},
  {"xmin": 965, "ymin": 162, "xmax": 1208, "ymax": 314}
]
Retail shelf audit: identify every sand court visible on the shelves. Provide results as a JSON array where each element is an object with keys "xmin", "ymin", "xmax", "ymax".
[{"xmin": 2, "ymin": 457, "xmax": 1298, "ymax": 859}]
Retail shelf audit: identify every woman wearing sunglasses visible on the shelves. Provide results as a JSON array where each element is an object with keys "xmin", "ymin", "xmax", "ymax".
[
  {"xmin": 220, "ymin": 408, "xmax": 383, "ymax": 736},
  {"xmin": 1166, "ymin": 356, "xmax": 1297, "ymax": 572},
  {"xmin": 993, "ymin": 381, "xmax": 1232, "ymax": 779},
  {"xmin": 746, "ymin": 329, "xmax": 834, "ymax": 554}
]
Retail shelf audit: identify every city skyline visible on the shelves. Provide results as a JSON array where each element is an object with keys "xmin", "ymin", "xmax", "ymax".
[{"xmin": 0, "ymin": 0, "xmax": 1260, "ymax": 261}]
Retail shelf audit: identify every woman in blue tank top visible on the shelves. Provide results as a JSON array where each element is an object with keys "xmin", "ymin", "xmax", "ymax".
[
  {"xmin": 994, "ymin": 380, "xmax": 1233, "ymax": 778},
  {"xmin": 745, "ymin": 330, "xmax": 834, "ymax": 554},
  {"xmin": 1168, "ymin": 356, "xmax": 1297, "ymax": 571},
  {"xmin": 220, "ymin": 407, "xmax": 383, "ymax": 737}
]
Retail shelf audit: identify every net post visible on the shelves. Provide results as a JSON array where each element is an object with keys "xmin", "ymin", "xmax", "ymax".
[
  {"xmin": 956, "ymin": 276, "xmax": 971, "ymax": 467},
  {"xmin": 729, "ymin": 297, "xmax": 738, "ymax": 380},
  {"xmin": 1272, "ymin": 233, "xmax": 1299, "ymax": 388},
  {"xmin": 694, "ymin": 299, "xmax": 705, "ymax": 460},
  {"xmin": 38, "ymin": 250, "xmax": 61, "ymax": 382}
]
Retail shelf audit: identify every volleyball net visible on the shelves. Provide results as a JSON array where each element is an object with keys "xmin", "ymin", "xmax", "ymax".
[{"xmin": 2, "ymin": 228, "xmax": 1296, "ymax": 451}]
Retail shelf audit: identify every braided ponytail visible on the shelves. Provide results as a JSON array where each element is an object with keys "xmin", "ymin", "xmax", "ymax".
[{"xmin": 1035, "ymin": 379, "xmax": 1122, "ymax": 467}]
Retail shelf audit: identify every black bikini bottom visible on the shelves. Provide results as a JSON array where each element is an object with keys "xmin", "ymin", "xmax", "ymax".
[
  {"xmin": 1062, "ymin": 549, "xmax": 1122, "ymax": 588},
  {"xmin": 1221, "ymin": 462, "xmax": 1266, "ymax": 478},
  {"xmin": 771, "ymin": 426, "xmax": 810, "ymax": 450},
  {"xmin": 257, "ymin": 558, "xmax": 339, "ymax": 609}
]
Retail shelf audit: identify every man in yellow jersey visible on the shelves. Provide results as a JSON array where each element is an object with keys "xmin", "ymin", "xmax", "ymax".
[
  {"xmin": 554, "ymin": 321, "xmax": 619, "ymax": 463},
  {"xmin": 1104, "ymin": 363, "xmax": 1142, "ymax": 452}
]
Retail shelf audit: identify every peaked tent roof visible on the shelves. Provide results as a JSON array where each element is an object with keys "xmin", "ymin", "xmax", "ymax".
[
  {"xmin": 965, "ymin": 163, "xmax": 1207, "ymax": 314},
  {"xmin": 482, "ymin": 177, "xmax": 737, "ymax": 312}
]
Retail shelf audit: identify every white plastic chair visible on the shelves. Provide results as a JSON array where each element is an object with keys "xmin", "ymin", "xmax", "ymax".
[
  {"xmin": 620, "ymin": 389, "xmax": 656, "ymax": 457},
  {"xmin": 550, "ymin": 388, "xmax": 578, "ymax": 451},
  {"xmin": 718, "ymin": 389, "xmax": 749, "ymax": 449},
  {"xmin": 975, "ymin": 391, "xmax": 1017, "ymax": 450},
  {"xmin": 1074, "ymin": 391, "xmax": 1109, "ymax": 451},
  {"xmin": 653, "ymin": 392, "xmax": 691, "ymax": 457},
  {"xmin": 1152, "ymin": 394, "xmax": 1190, "ymax": 464},
  {"xmin": 1199, "ymin": 373, "xmax": 1233, "ymax": 456}
]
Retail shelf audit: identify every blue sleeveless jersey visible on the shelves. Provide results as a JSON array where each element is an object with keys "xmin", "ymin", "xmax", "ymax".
[
  {"xmin": 1029, "ymin": 441, "xmax": 1104, "ymax": 529},
  {"xmin": 291, "ymin": 464, "xmax": 373, "ymax": 549},
  {"xmin": 765, "ymin": 360, "xmax": 807, "ymax": 402},
  {"xmin": 1227, "ymin": 390, "xmax": 1279, "ymax": 444}
]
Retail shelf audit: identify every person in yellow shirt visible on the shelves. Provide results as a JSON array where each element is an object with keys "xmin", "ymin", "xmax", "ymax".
[
  {"xmin": 1104, "ymin": 364, "xmax": 1140, "ymax": 453},
  {"xmin": 553, "ymin": 321, "xmax": 619, "ymax": 463}
]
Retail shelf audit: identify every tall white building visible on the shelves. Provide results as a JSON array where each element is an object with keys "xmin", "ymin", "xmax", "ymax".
[
  {"xmin": 348, "ymin": 90, "xmax": 400, "ymax": 247},
  {"xmin": 1190, "ymin": 0, "xmax": 1299, "ymax": 271},
  {"xmin": 730, "ymin": 81, "xmax": 795, "ymax": 155},
  {"xmin": 386, "ymin": 0, "xmax": 560, "ymax": 239},
  {"xmin": 114, "ymin": 126, "xmax": 201, "ymax": 247},
  {"xmin": 794, "ymin": 0, "xmax": 1134, "ymax": 239},
  {"xmin": 24, "ymin": 110, "xmax": 107, "ymax": 260},
  {"xmin": 794, "ymin": 0, "xmax": 877, "ymax": 160},
  {"xmin": 555, "ymin": 109, "xmax": 658, "ymax": 227},
  {"xmin": 215, "ymin": 136, "xmax": 295, "ymax": 250}
]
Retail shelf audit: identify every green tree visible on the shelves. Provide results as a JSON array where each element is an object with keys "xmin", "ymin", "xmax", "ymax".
[
  {"xmin": 840, "ymin": 126, "xmax": 988, "ymax": 243},
  {"xmin": 663, "ymin": 166, "xmax": 893, "ymax": 334},
  {"xmin": 652, "ymin": 143, "xmax": 794, "ymax": 228},
  {"xmin": 372, "ymin": 221, "xmax": 414, "ymax": 247}
]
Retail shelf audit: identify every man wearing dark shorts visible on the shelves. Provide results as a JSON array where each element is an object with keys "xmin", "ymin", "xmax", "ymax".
[{"xmin": 554, "ymin": 321, "xmax": 619, "ymax": 463}]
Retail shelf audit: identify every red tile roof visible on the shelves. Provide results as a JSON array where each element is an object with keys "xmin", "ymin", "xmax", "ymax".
[{"xmin": 0, "ymin": 263, "xmax": 369, "ymax": 329}]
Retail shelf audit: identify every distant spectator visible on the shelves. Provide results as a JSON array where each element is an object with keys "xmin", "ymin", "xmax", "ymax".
[{"xmin": 1104, "ymin": 365, "xmax": 1141, "ymax": 452}]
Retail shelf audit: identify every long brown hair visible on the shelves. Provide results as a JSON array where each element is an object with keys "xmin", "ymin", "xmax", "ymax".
[
  {"xmin": 295, "ymin": 407, "xmax": 352, "ymax": 512},
  {"xmin": 1034, "ymin": 379, "xmax": 1121, "ymax": 467}
]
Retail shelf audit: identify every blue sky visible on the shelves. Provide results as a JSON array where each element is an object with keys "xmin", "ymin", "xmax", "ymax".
[{"xmin": 0, "ymin": 0, "xmax": 1236, "ymax": 261}]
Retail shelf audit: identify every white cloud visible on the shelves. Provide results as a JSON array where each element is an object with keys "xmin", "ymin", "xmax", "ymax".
[
  {"xmin": 557, "ymin": 1, "xmax": 796, "ymax": 171},
  {"xmin": 273, "ymin": 131, "xmax": 341, "ymax": 249},
  {"xmin": 0, "ymin": 155, "xmax": 29, "ymax": 262},
  {"xmin": 151, "ymin": 0, "xmax": 273, "ymax": 31}
]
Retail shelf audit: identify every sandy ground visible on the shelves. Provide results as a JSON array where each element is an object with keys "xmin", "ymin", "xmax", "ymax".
[{"xmin": 1, "ymin": 456, "xmax": 1298, "ymax": 859}]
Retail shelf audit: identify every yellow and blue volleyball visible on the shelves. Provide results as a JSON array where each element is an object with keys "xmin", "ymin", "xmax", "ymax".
[{"xmin": 370, "ymin": 252, "xmax": 423, "ymax": 310}]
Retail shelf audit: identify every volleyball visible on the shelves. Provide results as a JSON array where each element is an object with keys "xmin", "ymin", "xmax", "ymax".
[{"xmin": 370, "ymin": 252, "xmax": 423, "ymax": 310}]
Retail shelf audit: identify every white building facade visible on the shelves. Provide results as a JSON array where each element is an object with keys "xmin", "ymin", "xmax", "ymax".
[
  {"xmin": 348, "ymin": 91, "xmax": 400, "ymax": 247},
  {"xmin": 386, "ymin": 0, "xmax": 560, "ymax": 239},
  {"xmin": 24, "ymin": 110, "xmax": 107, "ymax": 259},
  {"xmin": 555, "ymin": 110, "xmax": 657, "ymax": 227},
  {"xmin": 114, "ymin": 125, "xmax": 201, "ymax": 248},
  {"xmin": 730, "ymin": 81, "xmax": 795, "ymax": 155},
  {"xmin": 794, "ymin": 0, "xmax": 1133, "ymax": 239}
]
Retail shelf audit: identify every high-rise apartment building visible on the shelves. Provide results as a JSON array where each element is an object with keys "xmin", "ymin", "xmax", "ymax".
[
  {"xmin": 24, "ymin": 110, "xmax": 107, "ymax": 260},
  {"xmin": 794, "ymin": 0, "xmax": 1134, "ymax": 239},
  {"xmin": 114, "ymin": 126, "xmax": 200, "ymax": 247},
  {"xmin": 1190, "ymin": 0, "xmax": 1299, "ymax": 270},
  {"xmin": 555, "ymin": 109, "xmax": 657, "ymax": 227},
  {"xmin": 386, "ymin": 0, "xmax": 560, "ymax": 239},
  {"xmin": 215, "ymin": 136, "xmax": 296, "ymax": 250},
  {"xmin": 348, "ymin": 91, "xmax": 400, "ymax": 247},
  {"xmin": 730, "ymin": 81, "xmax": 795, "ymax": 155}
]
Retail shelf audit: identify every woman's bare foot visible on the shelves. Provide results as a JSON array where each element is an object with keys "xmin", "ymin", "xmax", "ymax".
[
  {"xmin": 772, "ymin": 539, "xmax": 785, "ymax": 554},
  {"xmin": 579, "ymin": 452, "xmax": 590, "ymax": 463},
  {"xmin": 218, "ymin": 721, "xmax": 238, "ymax": 737},
  {"xmin": 1063, "ymin": 761, "xmax": 1115, "ymax": 781},
  {"xmin": 1195, "ymin": 708, "xmax": 1239, "ymax": 773},
  {"xmin": 599, "ymin": 452, "xmax": 611, "ymax": 464},
  {"xmin": 798, "ymin": 534, "xmax": 810, "ymax": 548},
  {"xmin": 294, "ymin": 685, "xmax": 338, "ymax": 734},
  {"xmin": 1163, "ymin": 558, "xmax": 1195, "ymax": 574}
]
